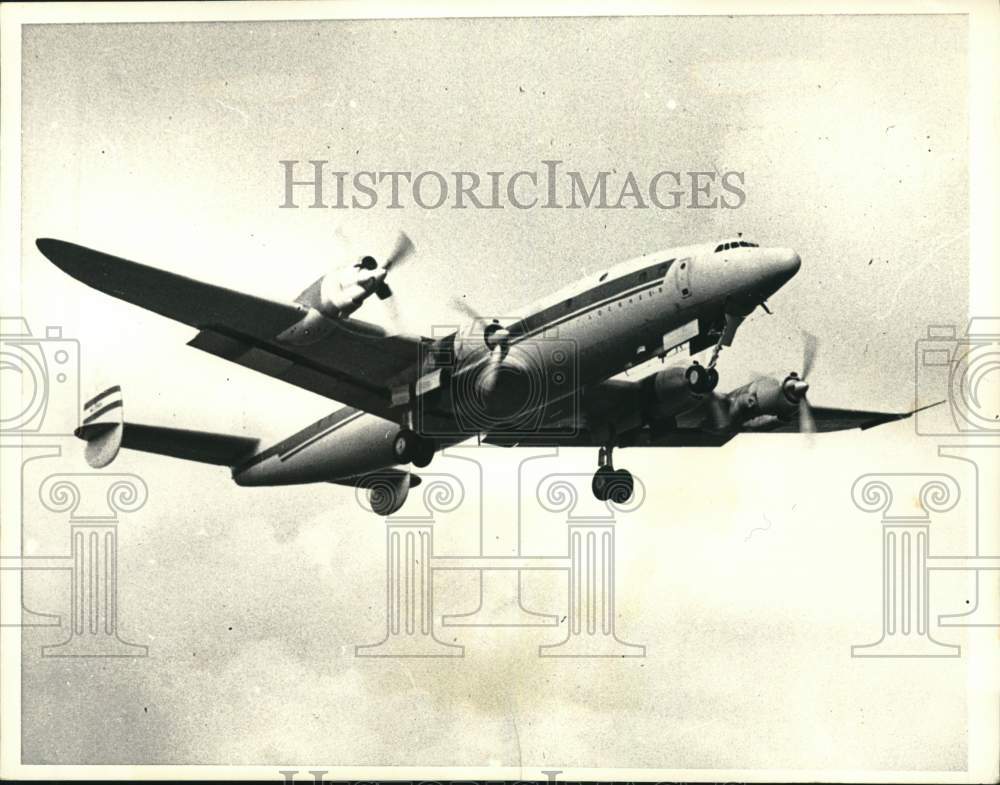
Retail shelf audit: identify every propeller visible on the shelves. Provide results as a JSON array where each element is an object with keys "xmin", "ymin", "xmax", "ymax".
[
  {"xmin": 447, "ymin": 297, "xmax": 513, "ymax": 399},
  {"xmin": 354, "ymin": 231, "xmax": 415, "ymax": 302},
  {"xmin": 783, "ymin": 330, "xmax": 819, "ymax": 439}
]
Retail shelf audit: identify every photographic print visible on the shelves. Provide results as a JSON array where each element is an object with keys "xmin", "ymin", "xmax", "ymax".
[{"xmin": 1, "ymin": 1, "xmax": 997, "ymax": 782}]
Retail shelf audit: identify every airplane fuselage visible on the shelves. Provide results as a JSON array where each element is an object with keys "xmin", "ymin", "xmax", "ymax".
[{"xmin": 233, "ymin": 238, "xmax": 801, "ymax": 487}]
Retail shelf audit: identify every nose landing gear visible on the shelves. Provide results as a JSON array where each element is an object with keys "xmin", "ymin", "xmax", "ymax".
[{"xmin": 591, "ymin": 445, "xmax": 634, "ymax": 503}]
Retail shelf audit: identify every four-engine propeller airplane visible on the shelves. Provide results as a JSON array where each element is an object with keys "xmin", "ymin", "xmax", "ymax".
[{"xmin": 37, "ymin": 233, "xmax": 936, "ymax": 515}]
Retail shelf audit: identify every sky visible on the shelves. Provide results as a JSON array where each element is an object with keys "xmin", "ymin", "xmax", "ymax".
[{"xmin": 13, "ymin": 12, "xmax": 980, "ymax": 774}]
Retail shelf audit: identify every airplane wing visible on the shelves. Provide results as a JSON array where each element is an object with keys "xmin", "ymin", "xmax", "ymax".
[
  {"xmin": 737, "ymin": 403, "xmax": 941, "ymax": 434},
  {"xmin": 37, "ymin": 239, "xmax": 427, "ymax": 420},
  {"xmin": 483, "ymin": 376, "xmax": 935, "ymax": 447}
]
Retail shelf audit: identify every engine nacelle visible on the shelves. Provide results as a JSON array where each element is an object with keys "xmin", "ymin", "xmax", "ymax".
[
  {"xmin": 642, "ymin": 365, "xmax": 706, "ymax": 419},
  {"xmin": 314, "ymin": 260, "xmax": 381, "ymax": 319},
  {"xmin": 277, "ymin": 261, "xmax": 386, "ymax": 346},
  {"xmin": 728, "ymin": 374, "xmax": 803, "ymax": 424}
]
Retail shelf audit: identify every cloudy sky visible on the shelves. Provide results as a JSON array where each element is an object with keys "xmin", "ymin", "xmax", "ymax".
[{"xmin": 15, "ymin": 11, "xmax": 978, "ymax": 775}]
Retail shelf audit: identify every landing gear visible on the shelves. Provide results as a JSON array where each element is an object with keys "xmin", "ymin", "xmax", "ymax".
[
  {"xmin": 412, "ymin": 437, "xmax": 436, "ymax": 468},
  {"xmin": 685, "ymin": 361, "xmax": 719, "ymax": 394},
  {"xmin": 393, "ymin": 428, "xmax": 418, "ymax": 462},
  {"xmin": 392, "ymin": 428, "xmax": 436, "ymax": 467},
  {"xmin": 591, "ymin": 445, "xmax": 634, "ymax": 503}
]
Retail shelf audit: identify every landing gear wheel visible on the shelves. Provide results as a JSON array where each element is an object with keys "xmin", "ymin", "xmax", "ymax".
[
  {"xmin": 608, "ymin": 469, "xmax": 634, "ymax": 504},
  {"xmin": 392, "ymin": 429, "xmax": 418, "ymax": 463},
  {"xmin": 685, "ymin": 362, "xmax": 716, "ymax": 394},
  {"xmin": 592, "ymin": 465, "xmax": 615, "ymax": 501},
  {"xmin": 412, "ymin": 438, "xmax": 436, "ymax": 468}
]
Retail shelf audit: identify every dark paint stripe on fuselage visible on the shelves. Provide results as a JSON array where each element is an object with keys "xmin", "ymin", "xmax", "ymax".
[
  {"xmin": 235, "ymin": 405, "xmax": 364, "ymax": 471},
  {"xmin": 504, "ymin": 258, "xmax": 676, "ymax": 343},
  {"xmin": 238, "ymin": 256, "xmax": 687, "ymax": 474}
]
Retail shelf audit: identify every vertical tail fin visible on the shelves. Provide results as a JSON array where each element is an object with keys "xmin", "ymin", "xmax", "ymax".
[{"xmin": 76, "ymin": 385, "xmax": 124, "ymax": 468}]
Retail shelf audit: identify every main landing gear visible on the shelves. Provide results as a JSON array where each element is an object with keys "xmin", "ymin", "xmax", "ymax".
[
  {"xmin": 591, "ymin": 445, "xmax": 634, "ymax": 503},
  {"xmin": 684, "ymin": 361, "xmax": 719, "ymax": 394},
  {"xmin": 392, "ymin": 428, "xmax": 436, "ymax": 468}
]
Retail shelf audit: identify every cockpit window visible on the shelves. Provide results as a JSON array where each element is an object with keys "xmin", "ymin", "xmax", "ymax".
[{"xmin": 716, "ymin": 240, "xmax": 760, "ymax": 252}]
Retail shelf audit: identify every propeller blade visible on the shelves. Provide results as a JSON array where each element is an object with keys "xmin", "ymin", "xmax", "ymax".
[
  {"xmin": 450, "ymin": 296, "xmax": 484, "ymax": 322},
  {"xmin": 375, "ymin": 281, "xmax": 393, "ymax": 300},
  {"xmin": 802, "ymin": 331, "xmax": 819, "ymax": 380},
  {"xmin": 383, "ymin": 231, "xmax": 415, "ymax": 271},
  {"xmin": 799, "ymin": 396, "xmax": 817, "ymax": 443},
  {"xmin": 382, "ymin": 290, "xmax": 404, "ymax": 332},
  {"xmin": 476, "ymin": 345, "xmax": 506, "ymax": 399}
]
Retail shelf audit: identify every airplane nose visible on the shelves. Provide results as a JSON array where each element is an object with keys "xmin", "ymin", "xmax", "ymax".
[{"xmin": 775, "ymin": 248, "xmax": 802, "ymax": 279}]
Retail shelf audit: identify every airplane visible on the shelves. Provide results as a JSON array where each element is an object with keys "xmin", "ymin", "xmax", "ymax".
[{"xmin": 36, "ymin": 233, "xmax": 937, "ymax": 516}]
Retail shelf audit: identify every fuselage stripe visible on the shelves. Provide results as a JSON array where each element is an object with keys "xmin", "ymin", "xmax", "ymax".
[
  {"xmin": 509, "ymin": 278, "xmax": 666, "ymax": 345},
  {"xmin": 278, "ymin": 410, "xmax": 367, "ymax": 461}
]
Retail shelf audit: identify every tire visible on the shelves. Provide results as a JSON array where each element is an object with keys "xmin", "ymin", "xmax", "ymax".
[
  {"xmin": 608, "ymin": 469, "xmax": 634, "ymax": 504},
  {"xmin": 591, "ymin": 465, "xmax": 615, "ymax": 501},
  {"xmin": 412, "ymin": 438, "xmax": 435, "ymax": 468},
  {"xmin": 706, "ymin": 367, "xmax": 719, "ymax": 391},
  {"xmin": 685, "ymin": 363, "xmax": 709, "ymax": 393},
  {"xmin": 392, "ymin": 429, "xmax": 417, "ymax": 463}
]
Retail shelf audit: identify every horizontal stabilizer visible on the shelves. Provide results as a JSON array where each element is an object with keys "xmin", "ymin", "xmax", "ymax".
[
  {"xmin": 117, "ymin": 424, "xmax": 260, "ymax": 466},
  {"xmin": 75, "ymin": 385, "xmax": 260, "ymax": 468}
]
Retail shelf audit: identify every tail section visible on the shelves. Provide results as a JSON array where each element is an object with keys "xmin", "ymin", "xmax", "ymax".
[{"xmin": 75, "ymin": 386, "xmax": 260, "ymax": 469}]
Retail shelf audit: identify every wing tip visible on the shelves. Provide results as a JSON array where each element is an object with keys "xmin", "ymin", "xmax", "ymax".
[
  {"xmin": 859, "ymin": 399, "xmax": 947, "ymax": 431},
  {"xmin": 36, "ymin": 237, "xmax": 83, "ymax": 274},
  {"xmin": 36, "ymin": 236, "xmax": 59, "ymax": 257},
  {"xmin": 912, "ymin": 399, "xmax": 947, "ymax": 416}
]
